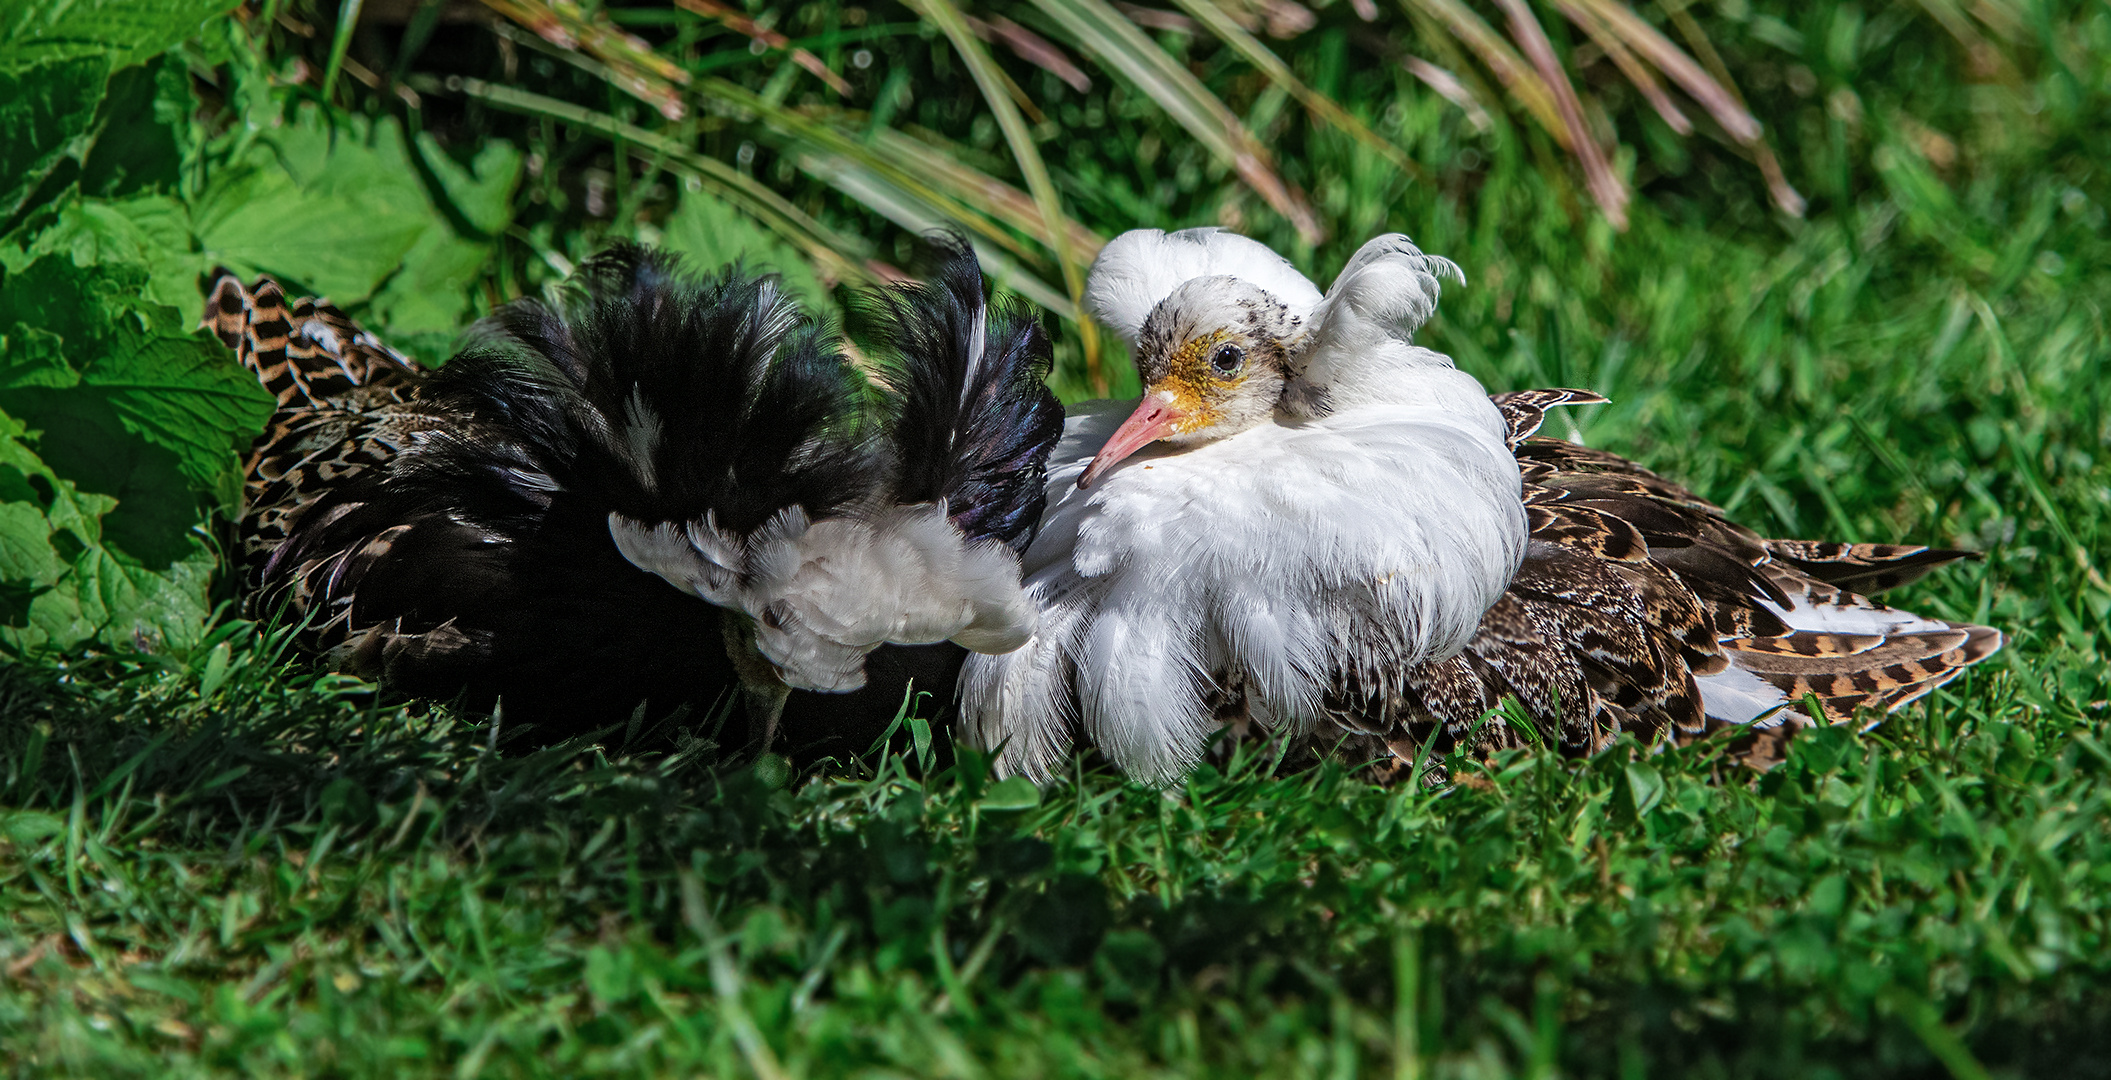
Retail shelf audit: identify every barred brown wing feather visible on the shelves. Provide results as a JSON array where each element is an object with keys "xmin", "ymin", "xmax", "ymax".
[
  {"xmin": 1489, "ymin": 388, "xmax": 1608, "ymax": 449},
  {"xmin": 1341, "ymin": 389, "xmax": 2005, "ymax": 772},
  {"xmin": 202, "ymin": 271, "xmax": 437, "ymax": 619},
  {"xmin": 237, "ymin": 404, "xmax": 449, "ymax": 598},
  {"xmin": 1761, "ymin": 539, "xmax": 1977, "ymax": 594},
  {"xmin": 1724, "ymin": 624, "xmax": 2001, "ymax": 725},
  {"xmin": 202, "ymin": 272, "xmax": 422, "ymax": 411}
]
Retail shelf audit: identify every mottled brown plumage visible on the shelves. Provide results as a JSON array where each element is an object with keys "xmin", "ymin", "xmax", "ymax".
[
  {"xmin": 201, "ymin": 274, "xmax": 436, "ymax": 605},
  {"xmin": 1329, "ymin": 390, "xmax": 2002, "ymax": 773}
]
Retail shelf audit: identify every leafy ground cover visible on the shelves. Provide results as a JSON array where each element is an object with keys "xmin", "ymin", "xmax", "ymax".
[{"xmin": 2, "ymin": 0, "xmax": 2109, "ymax": 1075}]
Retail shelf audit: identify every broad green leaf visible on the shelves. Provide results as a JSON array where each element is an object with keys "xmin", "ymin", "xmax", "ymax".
[
  {"xmin": 0, "ymin": 405, "xmax": 208, "ymax": 654},
  {"xmin": 48, "ymin": 540, "xmax": 214, "ymax": 652},
  {"xmin": 364, "ymin": 228, "xmax": 491, "ymax": 361},
  {"xmin": 980, "ymin": 776, "xmax": 1043, "ymax": 812},
  {"xmin": 366, "ymin": 135, "xmax": 523, "ymax": 355},
  {"xmin": 17, "ymin": 194, "xmax": 203, "ymax": 312},
  {"xmin": 0, "ymin": 257, "xmax": 271, "ymax": 562},
  {"xmin": 190, "ymin": 106, "xmax": 435, "ymax": 304},
  {"xmin": 418, "ymin": 135, "xmax": 524, "ymax": 238},
  {"xmin": 1624, "ymin": 761, "xmax": 1665, "ymax": 818},
  {"xmin": 90, "ymin": 326, "xmax": 275, "ymax": 493},
  {"xmin": 0, "ymin": 0, "xmax": 233, "ymax": 71},
  {"xmin": 0, "ymin": 409, "xmax": 116, "ymax": 548},
  {"xmin": 657, "ymin": 185, "xmax": 831, "ymax": 312},
  {"xmin": 0, "ymin": 500, "xmax": 61, "ymax": 585},
  {"xmin": 76, "ymin": 61, "xmax": 184, "ymax": 200},
  {"xmin": 0, "ymin": 56, "xmax": 107, "ymax": 221},
  {"xmin": 0, "ymin": 810, "xmax": 63, "ymax": 845}
]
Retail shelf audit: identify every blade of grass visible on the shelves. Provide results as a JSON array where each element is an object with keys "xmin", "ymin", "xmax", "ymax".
[
  {"xmin": 1550, "ymin": 0, "xmax": 1689, "ymax": 134},
  {"xmin": 1564, "ymin": 0, "xmax": 1755, "ymax": 141},
  {"xmin": 320, "ymin": 0, "xmax": 364, "ymax": 104},
  {"xmin": 1398, "ymin": 0, "xmax": 1566, "ymax": 142},
  {"xmin": 673, "ymin": 0, "xmax": 853, "ymax": 95},
  {"xmin": 868, "ymin": 128, "xmax": 1104, "ymax": 261},
  {"xmin": 421, "ymin": 75, "xmax": 878, "ymax": 285},
  {"xmin": 680, "ymin": 870, "xmax": 792, "ymax": 1080},
  {"xmin": 1654, "ymin": 0, "xmax": 1805, "ymax": 215},
  {"xmin": 700, "ymin": 78, "xmax": 1054, "ymax": 267},
  {"xmin": 485, "ymin": 15, "xmax": 1052, "ymax": 275},
  {"xmin": 837, "ymin": 0, "xmax": 1105, "ymax": 387},
  {"xmin": 1026, "ymin": 0, "xmax": 1322, "ymax": 243},
  {"xmin": 796, "ymin": 151, "xmax": 1077, "ymax": 315},
  {"xmin": 479, "ymin": 0, "xmax": 690, "ymax": 119},
  {"xmin": 1493, "ymin": 0, "xmax": 1629, "ymax": 228},
  {"xmin": 1402, "ymin": 56, "xmax": 1493, "ymax": 131},
  {"xmin": 1167, "ymin": 0, "xmax": 1425, "ymax": 178},
  {"xmin": 972, "ymin": 14, "xmax": 1093, "ymax": 93}
]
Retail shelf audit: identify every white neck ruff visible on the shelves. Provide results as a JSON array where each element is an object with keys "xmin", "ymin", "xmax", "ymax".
[{"xmin": 961, "ymin": 368, "xmax": 1525, "ymax": 785}]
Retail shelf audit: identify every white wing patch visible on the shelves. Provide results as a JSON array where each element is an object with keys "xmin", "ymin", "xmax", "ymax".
[
  {"xmin": 611, "ymin": 503, "xmax": 1036, "ymax": 695},
  {"xmin": 608, "ymin": 512, "xmax": 743, "ymax": 606},
  {"xmin": 744, "ymin": 504, "xmax": 1035, "ymax": 692}
]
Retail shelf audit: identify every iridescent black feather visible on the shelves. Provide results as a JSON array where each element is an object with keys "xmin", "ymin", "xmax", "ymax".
[
  {"xmin": 249, "ymin": 249, "xmax": 883, "ymax": 731},
  {"xmin": 866, "ymin": 236, "xmax": 1063, "ymax": 551},
  {"xmin": 449, "ymin": 244, "xmax": 881, "ymax": 534}
]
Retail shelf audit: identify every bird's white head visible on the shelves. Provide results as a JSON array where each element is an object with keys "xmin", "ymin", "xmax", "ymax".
[
  {"xmin": 1078, "ymin": 275, "xmax": 1307, "ymax": 488},
  {"xmin": 1079, "ymin": 228, "xmax": 1468, "ymax": 489}
]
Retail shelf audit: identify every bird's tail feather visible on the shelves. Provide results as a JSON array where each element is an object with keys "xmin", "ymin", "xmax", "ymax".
[{"xmin": 1761, "ymin": 539, "xmax": 1977, "ymax": 594}]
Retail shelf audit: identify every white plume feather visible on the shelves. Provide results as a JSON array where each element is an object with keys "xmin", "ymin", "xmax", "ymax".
[
  {"xmin": 612, "ymin": 502, "xmax": 1036, "ymax": 694},
  {"xmin": 1293, "ymin": 234, "xmax": 1465, "ymax": 407},
  {"xmin": 733, "ymin": 504, "xmax": 1036, "ymax": 693},
  {"xmin": 1086, "ymin": 228, "xmax": 1325, "ymax": 345}
]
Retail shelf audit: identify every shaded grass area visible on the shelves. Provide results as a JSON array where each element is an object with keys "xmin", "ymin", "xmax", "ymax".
[{"xmin": 0, "ymin": 619, "xmax": 2107, "ymax": 1077}]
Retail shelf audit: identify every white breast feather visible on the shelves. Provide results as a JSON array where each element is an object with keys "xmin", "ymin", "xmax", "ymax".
[{"xmin": 961, "ymin": 390, "xmax": 1526, "ymax": 785}]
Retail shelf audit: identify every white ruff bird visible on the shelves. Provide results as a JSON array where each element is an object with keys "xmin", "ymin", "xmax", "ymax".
[{"xmin": 960, "ymin": 228, "xmax": 2003, "ymax": 785}]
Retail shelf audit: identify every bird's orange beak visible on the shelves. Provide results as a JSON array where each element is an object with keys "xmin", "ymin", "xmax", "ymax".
[{"xmin": 1079, "ymin": 394, "xmax": 1184, "ymax": 489}]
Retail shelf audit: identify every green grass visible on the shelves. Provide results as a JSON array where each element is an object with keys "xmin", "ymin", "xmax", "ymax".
[
  {"xmin": 4, "ymin": 1, "xmax": 2111, "ymax": 1076},
  {"xmin": 2, "ymin": 616, "xmax": 2107, "ymax": 1076}
]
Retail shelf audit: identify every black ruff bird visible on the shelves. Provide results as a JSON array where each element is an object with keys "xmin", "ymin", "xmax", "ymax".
[{"xmin": 203, "ymin": 240, "xmax": 1062, "ymax": 751}]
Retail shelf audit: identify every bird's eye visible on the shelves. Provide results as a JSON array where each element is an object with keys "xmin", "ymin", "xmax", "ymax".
[{"xmin": 1208, "ymin": 343, "xmax": 1245, "ymax": 377}]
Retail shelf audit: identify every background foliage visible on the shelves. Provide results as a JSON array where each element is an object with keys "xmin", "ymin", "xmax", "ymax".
[{"xmin": 0, "ymin": 0, "xmax": 2108, "ymax": 1075}]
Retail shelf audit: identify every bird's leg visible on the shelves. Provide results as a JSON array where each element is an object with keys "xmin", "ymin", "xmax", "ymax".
[{"xmin": 721, "ymin": 610, "xmax": 791, "ymax": 751}]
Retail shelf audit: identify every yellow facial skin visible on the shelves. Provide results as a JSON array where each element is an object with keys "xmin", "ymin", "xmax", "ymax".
[{"xmin": 1151, "ymin": 330, "xmax": 1244, "ymax": 437}]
